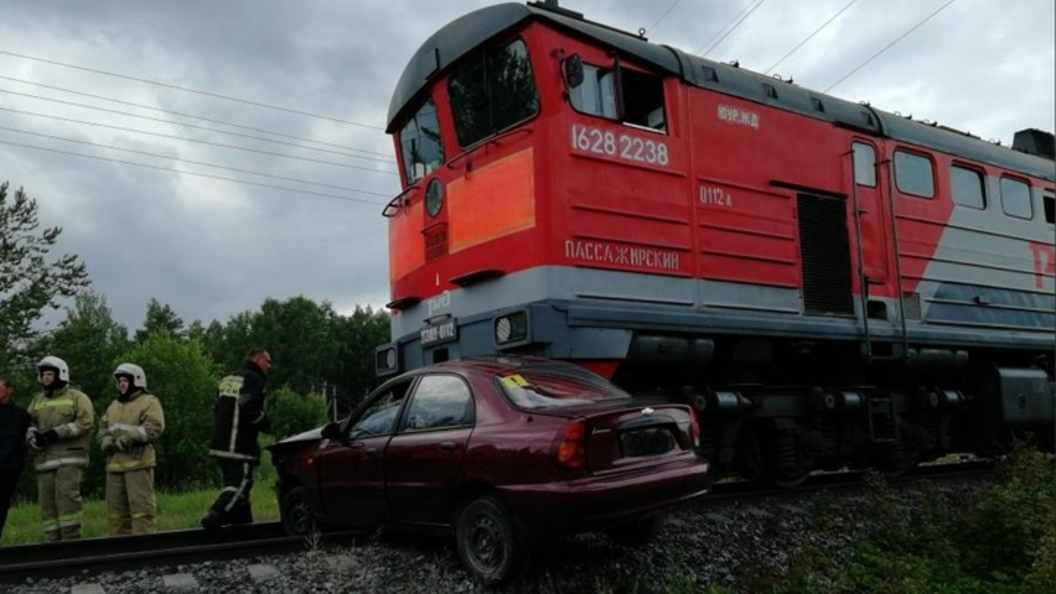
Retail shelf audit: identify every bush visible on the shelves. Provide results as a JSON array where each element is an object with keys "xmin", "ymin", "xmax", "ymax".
[{"xmin": 265, "ymin": 387, "xmax": 330, "ymax": 440}]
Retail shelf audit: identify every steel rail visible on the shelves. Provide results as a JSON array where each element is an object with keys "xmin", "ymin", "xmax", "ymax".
[
  {"xmin": 704, "ymin": 460, "xmax": 996, "ymax": 505},
  {"xmin": 0, "ymin": 522, "xmax": 360, "ymax": 584}
]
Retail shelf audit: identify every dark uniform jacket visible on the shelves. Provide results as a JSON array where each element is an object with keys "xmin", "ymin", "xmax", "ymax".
[
  {"xmin": 209, "ymin": 360, "xmax": 270, "ymax": 462},
  {"xmin": 0, "ymin": 401, "xmax": 31, "ymax": 473}
]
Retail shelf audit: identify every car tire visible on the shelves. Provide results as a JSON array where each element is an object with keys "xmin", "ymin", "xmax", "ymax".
[
  {"xmin": 280, "ymin": 486, "xmax": 319, "ymax": 537},
  {"xmin": 605, "ymin": 515, "xmax": 661, "ymax": 547},
  {"xmin": 455, "ymin": 496, "xmax": 527, "ymax": 585}
]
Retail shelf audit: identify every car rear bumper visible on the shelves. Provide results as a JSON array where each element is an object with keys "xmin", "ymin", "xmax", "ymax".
[{"xmin": 499, "ymin": 456, "xmax": 711, "ymax": 534}]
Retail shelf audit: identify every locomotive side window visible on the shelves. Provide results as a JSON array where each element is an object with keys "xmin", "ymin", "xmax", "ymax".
[
  {"xmin": 894, "ymin": 151, "xmax": 935, "ymax": 199},
  {"xmin": 398, "ymin": 99, "xmax": 444, "ymax": 185},
  {"xmin": 568, "ymin": 62, "xmax": 666, "ymax": 132},
  {"xmin": 569, "ymin": 64, "xmax": 618, "ymax": 119},
  {"xmin": 449, "ymin": 39, "xmax": 539, "ymax": 148},
  {"xmin": 949, "ymin": 165, "xmax": 986, "ymax": 210},
  {"xmin": 1000, "ymin": 177, "xmax": 1033, "ymax": 219},
  {"xmin": 851, "ymin": 143, "xmax": 876, "ymax": 187},
  {"xmin": 1045, "ymin": 193, "xmax": 1055, "ymax": 224}
]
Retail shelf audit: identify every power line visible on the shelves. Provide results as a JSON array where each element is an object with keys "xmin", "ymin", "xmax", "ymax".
[
  {"xmin": 0, "ymin": 75, "xmax": 394, "ymax": 157},
  {"xmin": 0, "ymin": 105, "xmax": 396, "ymax": 173},
  {"xmin": 0, "ymin": 124, "xmax": 396, "ymax": 193},
  {"xmin": 0, "ymin": 49, "xmax": 386, "ymax": 131},
  {"xmin": 647, "ymin": 0, "xmax": 683, "ymax": 35},
  {"xmin": 0, "ymin": 87, "xmax": 395, "ymax": 164},
  {"xmin": 825, "ymin": 0, "xmax": 959, "ymax": 93},
  {"xmin": 764, "ymin": 0, "xmax": 865, "ymax": 75},
  {"xmin": 696, "ymin": 0, "xmax": 770, "ymax": 57},
  {"xmin": 0, "ymin": 138, "xmax": 389, "ymax": 206}
]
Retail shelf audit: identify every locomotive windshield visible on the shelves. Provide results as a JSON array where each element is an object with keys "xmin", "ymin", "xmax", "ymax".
[
  {"xmin": 448, "ymin": 38, "xmax": 539, "ymax": 147},
  {"xmin": 398, "ymin": 99, "xmax": 444, "ymax": 185}
]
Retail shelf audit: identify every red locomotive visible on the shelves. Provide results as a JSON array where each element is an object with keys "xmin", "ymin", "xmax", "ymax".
[{"xmin": 376, "ymin": 1, "xmax": 1055, "ymax": 485}]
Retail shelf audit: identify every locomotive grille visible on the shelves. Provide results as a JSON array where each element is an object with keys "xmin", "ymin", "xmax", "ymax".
[
  {"xmin": 424, "ymin": 222, "xmax": 448, "ymax": 261},
  {"xmin": 797, "ymin": 194, "xmax": 854, "ymax": 316}
]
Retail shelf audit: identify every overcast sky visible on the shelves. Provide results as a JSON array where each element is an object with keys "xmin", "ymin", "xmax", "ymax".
[{"xmin": 0, "ymin": 0, "xmax": 1052, "ymax": 332}]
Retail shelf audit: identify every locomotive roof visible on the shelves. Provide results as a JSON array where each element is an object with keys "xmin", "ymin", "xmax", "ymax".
[{"xmin": 388, "ymin": 2, "xmax": 1055, "ymax": 182}]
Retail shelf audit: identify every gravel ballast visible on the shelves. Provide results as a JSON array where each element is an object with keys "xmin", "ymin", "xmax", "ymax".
[{"xmin": 7, "ymin": 480, "xmax": 987, "ymax": 594}]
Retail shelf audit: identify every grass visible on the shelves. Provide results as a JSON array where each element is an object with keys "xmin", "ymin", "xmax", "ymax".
[{"xmin": 1, "ymin": 451, "xmax": 279, "ymax": 547}]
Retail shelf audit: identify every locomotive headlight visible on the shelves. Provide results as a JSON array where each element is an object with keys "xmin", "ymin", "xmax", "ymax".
[
  {"xmin": 494, "ymin": 311, "xmax": 528, "ymax": 346},
  {"xmin": 425, "ymin": 178, "xmax": 444, "ymax": 218},
  {"xmin": 375, "ymin": 344, "xmax": 399, "ymax": 376}
]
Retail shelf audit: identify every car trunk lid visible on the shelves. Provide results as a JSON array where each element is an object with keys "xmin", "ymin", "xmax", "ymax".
[{"xmin": 538, "ymin": 402, "xmax": 696, "ymax": 473}]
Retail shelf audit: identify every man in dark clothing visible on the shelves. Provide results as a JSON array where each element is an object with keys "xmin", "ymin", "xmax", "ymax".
[
  {"xmin": 201, "ymin": 349, "xmax": 272, "ymax": 531},
  {"xmin": 0, "ymin": 375, "xmax": 31, "ymax": 538}
]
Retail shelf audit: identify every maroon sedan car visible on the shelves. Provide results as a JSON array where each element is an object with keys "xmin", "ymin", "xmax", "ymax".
[{"xmin": 268, "ymin": 356, "xmax": 710, "ymax": 584}]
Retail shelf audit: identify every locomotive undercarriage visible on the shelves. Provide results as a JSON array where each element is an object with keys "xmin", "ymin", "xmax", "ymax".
[{"xmin": 614, "ymin": 334, "xmax": 1055, "ymax": 487}]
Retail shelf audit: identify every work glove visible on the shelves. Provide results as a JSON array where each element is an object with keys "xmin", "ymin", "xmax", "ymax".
[
  {"xmin": 114, "ymin": 434, "xmax": 136, "ymax": 452},
  {"xmin": 28, "ymin": 431, "xmax": 43, "ymax": 451},
  {"xmin": 256, "ymin": 416, "xmax": 273, "ymax": 434},
  {"xmin": 35, "ymin": 429, "xmax": 59, "ymax": 448},
  {"xmin": 101, "ymin": 437, "xmax": 118, "ymax": 455}
]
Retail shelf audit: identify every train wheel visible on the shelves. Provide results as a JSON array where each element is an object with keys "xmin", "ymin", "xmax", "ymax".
[
  {"xmin": 766, "ymin": 427, "xmax": 814, "ymax": 488},
  {"xmin": 875, "ymin": 438, "xmax": 916, "ymax": 478}
]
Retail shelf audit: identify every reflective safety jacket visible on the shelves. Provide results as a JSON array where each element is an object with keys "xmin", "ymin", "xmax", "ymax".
[
  {"xmin": 209, "ymin": 360, "xmax": 270, "ymax": 462},
  {"xmin": 27, "ymin": 386, "xmax": 94, "ymax": 472},
  {"xmin": 99, "ymin": 390, "xmax": 165, "ymax": 473}
]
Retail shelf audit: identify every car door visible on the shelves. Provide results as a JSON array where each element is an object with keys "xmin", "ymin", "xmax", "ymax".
[
  {"xmin": 316, "ymin": 379, "xmax": 414, "ymax": 527},
  {"xmin": 384, "ymin": 373, "xmax": 475, "ymax": 525}
]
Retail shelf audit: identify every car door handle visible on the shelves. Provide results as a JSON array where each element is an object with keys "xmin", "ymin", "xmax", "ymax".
[
  {"xmin": 363, "ymin": 447, "xmax": 378, "ymax": 458},
  {"xmin": 439, "ymin": 441, "xmax": 456, "ymax": 452}
]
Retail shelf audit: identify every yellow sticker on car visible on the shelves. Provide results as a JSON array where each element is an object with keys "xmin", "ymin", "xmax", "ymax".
[{"xmin": 500, "ymin": 375, "xmax": 529, "ymax": 388}]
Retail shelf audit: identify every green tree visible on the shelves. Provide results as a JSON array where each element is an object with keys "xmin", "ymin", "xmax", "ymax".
[
  {"xmin": 116, "ymin": 332, "xmax": 219, "ymax": 491},
  {"xmin": 252, "ymin": 297, "xmax": 339, "ymax": 394},
  {"xmin": 265, "ymin": 387, "xmax": 329, "ymax": 440},
  {"xmin": 331, "ymin": 305, "xmax": 390, "ymax": 411},
  {"xmin": 0, "ymin": 182, "xmax": 89, "ymax": 369},
  {"xmin": 134, "ymin": 298, "xmax": 185, "ymax": 342},
  {"xmin": 45, "ymin": 291, "xmax": 130, "ymax": 401}
]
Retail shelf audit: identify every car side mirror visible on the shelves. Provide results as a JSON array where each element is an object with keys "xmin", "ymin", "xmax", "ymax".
[
  {"xmin": 321, "ymin": 422, "xmax": 343, "ymax": 442},
  {"xmin": 563, "ymin": 54, "xmax": 585, "ymax": 90}
]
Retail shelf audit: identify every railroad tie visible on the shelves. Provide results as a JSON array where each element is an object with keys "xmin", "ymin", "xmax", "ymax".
[
  {"xmin": 162, "ymin": 573, "xmax": 200, "ymax": 591},
  {"xmin": 70, "ymin": 584, "xmax": 106, "ymax": 594},
  {"xmin": 247, "ymin": 563, "xmax": 281, "ymax": 582}
]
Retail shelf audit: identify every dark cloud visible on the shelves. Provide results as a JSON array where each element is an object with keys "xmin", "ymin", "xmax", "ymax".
[{"xmin": 0, "ymin": 0, "xmax": 1051, "ymax": 331}]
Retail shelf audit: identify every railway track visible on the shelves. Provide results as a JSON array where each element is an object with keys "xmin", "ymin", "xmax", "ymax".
[
  {"xmin": 0, "ymin": 462, "xmax": 995, "ymax": 585},
  {"xmin": 705, "ymin": 460, "xmax": 996, "ymax": 506},
  {"xmin": 0, "ymin": 522, "xmax": 361, "ymax": 584}
]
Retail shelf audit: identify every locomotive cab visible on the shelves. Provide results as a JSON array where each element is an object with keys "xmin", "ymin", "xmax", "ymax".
[{"xmin": 381, "ymin": 2, "xmax": 689, "ymax": 374}]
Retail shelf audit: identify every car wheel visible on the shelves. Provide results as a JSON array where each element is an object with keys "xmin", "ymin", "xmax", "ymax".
[
  {"xmin": 605, "ymin": 515, "xmax": 661, "ymax": 547},
  {"xmin": 455, "ymin": 496, "xmax": 527, "ymax": 585},
  {"xmin": 280, "ymin": 486, "xmax": 319, "ymax": 536}
]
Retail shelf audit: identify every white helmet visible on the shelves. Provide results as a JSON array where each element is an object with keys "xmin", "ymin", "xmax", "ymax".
[
  {"xmin": 113, "ymin": 363, "xmax": 147, "ymax": 390},
  {"xmin": 37, "ymin": 356, "xmax": 70, "ymax": 383}
]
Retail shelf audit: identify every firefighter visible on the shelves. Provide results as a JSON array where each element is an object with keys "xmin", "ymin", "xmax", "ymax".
[
  {"xmin": 201, "ymin": 349, "xmax": 272, "ymax": 531},
  {"xmin": 99, "ymin": 363, "xmax": 165, "ymax": 535},
  {"xmin": 26, "ymin": 356, "xmax": 94, "ymax": 541}
]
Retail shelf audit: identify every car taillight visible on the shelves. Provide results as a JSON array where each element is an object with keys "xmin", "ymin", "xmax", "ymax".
[
  {"xmin": 555, "ymin": 418, "xmax": 586, "ymax": 471},
  {"xmin": 689, "ymin": 409, "xmax": 701, "ymax": 449}
]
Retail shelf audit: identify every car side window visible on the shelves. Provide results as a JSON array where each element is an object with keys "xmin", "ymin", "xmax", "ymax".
[
  {"xmin": 351, "ymin": 381, "xmax": 412, "ymax": 438},
  {"xmin": 402, "ymin": 375, "xmax": 474, "ymax": 432}
]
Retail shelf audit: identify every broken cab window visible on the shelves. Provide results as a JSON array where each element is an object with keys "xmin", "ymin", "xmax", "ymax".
[
  {"xmin": 399, "ymin": 99, "xmax": 444, "ymax": 185},
  {"xmin": 569, "ymin": 62, "xmax": 666, "ymax": 132}
]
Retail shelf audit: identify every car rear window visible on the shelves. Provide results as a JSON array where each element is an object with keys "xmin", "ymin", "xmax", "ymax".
[{"xmin": 496, "ymin": 365, "xmax": 631, "ymax": 410}]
